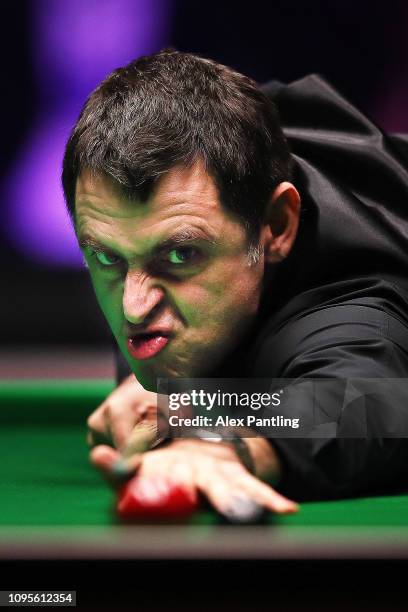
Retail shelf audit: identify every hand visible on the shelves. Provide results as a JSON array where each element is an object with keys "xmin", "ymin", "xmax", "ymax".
[
  {"xmin": 87, "ymin": 374, "xmax": 159, "ymax": 451},
  {"xmin": 90, "ymin": 438, "xmax": 299, "ymax": 517}
]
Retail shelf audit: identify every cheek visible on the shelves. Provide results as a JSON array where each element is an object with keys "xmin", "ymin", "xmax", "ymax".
[
  {"xmin": 90, "ymin": 273, "xmax": 124, "ymax": 335},
  {"xmin": 172, "ymin": 284, "xmax": 210, "ymax": 326},
  {"xmin": 173, "ymin": 263, "xmax": 262, "ymax": 328}
]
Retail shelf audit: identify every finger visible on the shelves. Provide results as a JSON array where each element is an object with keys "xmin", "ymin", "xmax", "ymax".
[
  {"xmin": 198, "ymin": 466, "xmax": 298, "ymax": 519},
  {"xmin": 109, "ymin": 412, "xmax": 141, "ymax": 451},
  {"xmin": 237, "ymin": 473, "xmax": 299, "ymax": 514},
  {"xmin": 90, "ymin": 445, "xmax": 144, "ymax": 487},
  {"xmin": 196, "ymin": 472, "xmax": 249, "ymax": 519},
  {"xmin": 214, "ymin": 459, "xmax": 298, "ymax": 513},
  {"xmin": 203, "ymin": 477, "xmax": 266, "ymax": 523},
  {"xmin": 133, "ymin": 401, "xmax": 155, "ymax": 420},
  {"xmin": 89, "ymin": 444, "xmax": 122, "ymax": 488},
  {"xmin": 104, "ymin": 401, "xmax": 159, "ymax": 450},
  {"xmin": 87, "ymin": 404, "xmax": 107, "ymax": 436},
  {"xmin": 90, "ymin": 444, "xmax": 121, "ymax": 472},
  {"xmin": 221, "ymin": 494, "xmax": 266, "ymax": 523},
  {"xmin": 87, "ymin": 404, "xmax": 115, "ymax": 448},
  {"xmin": 111, "ymin": 454, "xmax": 144, "ymax": 479}
]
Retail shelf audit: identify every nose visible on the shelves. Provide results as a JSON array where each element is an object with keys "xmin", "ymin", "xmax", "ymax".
[{"xmin": 123, "ymin": 269, "xmax": 165, "ymax": 325}]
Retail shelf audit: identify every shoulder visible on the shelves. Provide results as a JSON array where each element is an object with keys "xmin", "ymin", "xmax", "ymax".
[{"xmin": 246, "ymin": 280, "xmax": 408, "ymax": 378}]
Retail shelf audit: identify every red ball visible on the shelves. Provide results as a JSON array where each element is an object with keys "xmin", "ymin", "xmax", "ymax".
[{"xmin": 117, "ymin": 475, "xmax": 198, "ymax": 520}]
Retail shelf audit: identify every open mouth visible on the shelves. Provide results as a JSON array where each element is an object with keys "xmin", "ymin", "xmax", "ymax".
[{"xmin": 127, "ymin": 333, "xmax": 171, "ymax": 361}]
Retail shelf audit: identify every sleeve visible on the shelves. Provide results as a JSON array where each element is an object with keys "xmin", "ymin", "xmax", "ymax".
[{"xmin": 250, "ymin": 305, "xmax": 408, "ymax": 501}]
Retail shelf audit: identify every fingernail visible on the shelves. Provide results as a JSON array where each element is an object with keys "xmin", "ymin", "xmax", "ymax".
[
  {"xmin": 287, "ymin": 503, "xmax": 300, "ymax": 513},
  {"xmin": 223, "ymin": 495, "xmax": 265, "ymax": 524}
]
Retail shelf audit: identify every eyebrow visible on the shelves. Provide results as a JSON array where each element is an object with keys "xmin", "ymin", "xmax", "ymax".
[
  {"xmin": 152, "ymin": 228, "xmax": 219, "ymax": 254},
  {"xmin": 78, "ymin": 235, "xmax": 107, "ymax": 250},
  {"xmin": 78, "ymin": 227, "xmax": 219, "ymax": 257}
]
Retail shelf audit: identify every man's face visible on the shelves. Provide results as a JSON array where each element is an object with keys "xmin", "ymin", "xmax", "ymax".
[{"xmin": 75, "ymin": 161, "xmax": 266, "ymax": 390}]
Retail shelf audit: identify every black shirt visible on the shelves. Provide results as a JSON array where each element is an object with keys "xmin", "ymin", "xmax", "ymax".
[{"xmin": 117, "ymin": 75, "xmax": 408, "ymax": 501}]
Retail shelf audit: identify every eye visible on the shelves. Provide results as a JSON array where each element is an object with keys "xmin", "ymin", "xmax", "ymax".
[
  {"xmin": 167, "ymin": 247, "xmax": 200, "ymax": 265},
  {"xmin": 94, "ymin": 251, "xmax": 120, "ymax": 267}
]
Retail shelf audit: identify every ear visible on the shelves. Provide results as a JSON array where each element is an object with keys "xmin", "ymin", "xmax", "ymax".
[{"xmin": 261, "ymin": 182, "xmax": 301, "ymax": 264}]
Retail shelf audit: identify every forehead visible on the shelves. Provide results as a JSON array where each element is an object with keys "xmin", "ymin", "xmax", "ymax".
[{"xmin": 75, "ymin": 162, "xmax": 223, "ymax": 235}]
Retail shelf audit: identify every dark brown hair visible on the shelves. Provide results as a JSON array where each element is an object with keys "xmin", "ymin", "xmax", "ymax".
[{"xmin": 62, "ymin": 48, "xmax": 292, "ymax": 245}]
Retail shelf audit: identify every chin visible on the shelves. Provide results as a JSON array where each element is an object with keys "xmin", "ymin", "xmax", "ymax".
[{"xmin": 134, "ymin": 344, "xmax": 222, "ymax": 388}]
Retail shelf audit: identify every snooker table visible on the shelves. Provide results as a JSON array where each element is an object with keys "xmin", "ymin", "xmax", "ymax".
[{"xmin": 1, "ymin": 379, "xmax": 408, "ymax": 609}]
